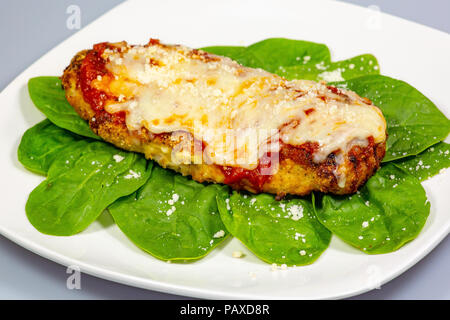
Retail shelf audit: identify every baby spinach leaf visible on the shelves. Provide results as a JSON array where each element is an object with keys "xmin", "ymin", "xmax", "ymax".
[
  {"xmin": 26, "ymin": 140, "xmax": 152, "ymax": 236},
  {"xmin": 18, "ymin": 119, "xmax": 83, "ymax": 175},
  {"xmin": 216, "ymin": 192, "xmax": 331, "ymax": 266},
  {"xmin": 333, "ymin": 75, "xmax": 450, "ymax": 162},
  {"xmin": 203, "ymin": 38, "xmax": 330, "ymax": 73},
  {"xmin": 393, "ymin": 142, "xmax": 450, "ymax": 181},
  {"xmin": 28, "ymin": 77, "xmax": 100, "ymax": 140},
  {"xmin": 108, "ymin": 165, "xmax": 229, "ymax": 261},
  {"xmin": 202, "ymin": 39, "xmax": 379, "ymax": 81},
  {"xmin": 237, "ymin": 38, "xmax": 331, "ymax": 73},
  {"xmin": 283, "ymin": 54, "xmax": 380, "ymax": 81},
  {"xmin": 313, "ymin": 164, "xmax": 430, "ymax": 254}
]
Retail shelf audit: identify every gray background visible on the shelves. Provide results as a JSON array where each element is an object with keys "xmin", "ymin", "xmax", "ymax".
[{"xmin": 0, "ymin": 0, "xmax": 448, "ymax": 299}]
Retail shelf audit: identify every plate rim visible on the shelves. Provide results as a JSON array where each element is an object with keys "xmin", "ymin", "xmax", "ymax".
[
  {"xmin": 1, "ymin": 0, "xmax": 449, "ymax": 300},
  {"xmin": 0, "ymin": 221, "xmax": 448, "ymax": 300}
]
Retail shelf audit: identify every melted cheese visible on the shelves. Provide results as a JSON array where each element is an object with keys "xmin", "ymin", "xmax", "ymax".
[{"xmin": 102, "ymin": 42, "xmax": 386, "ymax": 174}]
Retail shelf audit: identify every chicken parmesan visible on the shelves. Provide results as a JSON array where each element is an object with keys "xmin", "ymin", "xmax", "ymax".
[{"xmin": 61, "ymin": 39, "xmax": 387, "ymax": 196}]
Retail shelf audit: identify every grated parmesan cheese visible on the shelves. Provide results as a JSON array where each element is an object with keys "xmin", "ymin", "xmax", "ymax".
[
  {"xmin": 113, "ymin": 154, "xmax": 125, "ymax": 162},
  {"xmin": 213, "ymin": 230, "xmax": 225, "ymax": 238},
  {"xmin": 318, "ymin": 69, "xmax": 345, "ymax": 82},
  {"xmin": 124, "ymin": 170, "xmax": 141, "ymax": 179}
]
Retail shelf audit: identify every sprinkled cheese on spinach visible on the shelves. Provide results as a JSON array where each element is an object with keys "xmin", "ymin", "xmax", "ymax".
[
  {"xmin": 26, "ymin": 140, "xmax": 151, "ymax": 236},
  {"xmin": 18, "ymin": 119, "xmax": 83, "ymax": 175},
  {"xmin": 313, "ymin": 164, "xmax": 430, "ymax": 254},
  {"xmin": 108, "ymin": 165, "xmax": 229, "ymax": 261},
  {"xmin": 393, "ymin": 142, "xmax": 450, "ymax": 181},
  {"xmin": 217, "ymin": 192, "xmax": 331, "ymax": 266}
]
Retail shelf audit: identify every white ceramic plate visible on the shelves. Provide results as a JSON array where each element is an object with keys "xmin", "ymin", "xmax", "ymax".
[{"xmin": 0, "ymin": 0, "xmax": 449, "ymax": 299}]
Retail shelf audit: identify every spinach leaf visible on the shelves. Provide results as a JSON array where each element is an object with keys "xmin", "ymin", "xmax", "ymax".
[
  {"xmin": 313, "ymin": 164, "xmax": 430, "ymax": 254},
  {"xmin": 203, "ymin": 38, "xmax": 329, "ymax": 73},
  {"xmin": 393, "ymin": 142, "xmax": 450, "ymax": 181},
  {"xmin": 202, "ymin": 38, "xmax": 379, "ymax": 81},
  {"xmin": 333, "ymin": 75, "xmax": 450, "ymax": 162},
  {"xmin": 237, "ymin": 38, "xmax": 331, "ymax": 73},
  {"xmin": 199, "ymin": 45, "xmax": 247, "ymax": 62},
  {"xmin": 18, "ymin": 119, "xmax": 83, "ymax": 175},
  {"xmin": 28, "ymin": 77, "xmax": 100, "ymax": 140},
  {"xmin": 26, "ymin": 140, "xmax": 152, "ymax": 236},
  {"xmin": 283, "ymin": 54, "xmax": 380, "ymax": 81},
  {"xmin": 108, "ymin": 165, "xmax": 229, "ymax": 261},
  {"xmin": 216, "ymin": 192, "xmax": 331, "ymax": 266}
]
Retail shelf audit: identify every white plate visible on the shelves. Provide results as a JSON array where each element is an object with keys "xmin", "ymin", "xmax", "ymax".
[{"xmin": 0, "ymin": 0, "xmax": 449, "ymax": 299}]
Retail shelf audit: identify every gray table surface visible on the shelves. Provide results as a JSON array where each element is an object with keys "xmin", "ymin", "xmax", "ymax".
[{"xmin": 0, "ymin": 0, "xmax": 448, "ymax": 300}]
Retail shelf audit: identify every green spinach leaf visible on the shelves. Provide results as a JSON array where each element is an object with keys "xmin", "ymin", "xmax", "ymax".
[
  {"xmin": 28, "ymin": 77, "xmax": 100, "ymax": 140},
  {"xmin": 283, "ymin": 54, "xmax": 380, "ymax": 81},
  {"xmin": 203, "ymin": 38, "xmax": 329, "ymax": 72},
  {"xmin": 108, "ymin": 165, "xmax": 229, "ymax": 261},
  {"xmin": 202, "ymin": 38, "xmax": 379, "ymax": 81},
  {"xmin": 237, "ymin": 38, "xmax": 331, "ymax": 73},
  {"xmin": 393, "ymin": 142, "xmax": 450, "ymax": 181},
  {"xmin": 313, "ymin": 164, "xmax": 430, "ymax": 254},
  {"xmin": 333, "ymin": 75, "xmax": 450, "ymax": 162},
  {"xmin": 18, "ymin": 119, "xmax": 83, "ymax": 175},
  {"xmin": 216, "ymin": 192, "xmax": 331, "ymax": 266},
  {"xmin": 26, "ymin": 140, "xmax": 152, "ymax": 236}
]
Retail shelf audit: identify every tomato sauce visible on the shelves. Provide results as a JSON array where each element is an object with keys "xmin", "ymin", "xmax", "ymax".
[
  {"xmin": 79, "ymin": 43, "xmax": 126, "ymax": 125},
  {"xmin": 79, "ymin": 43, "xmax": 110, "ymax": 109},
  {"xmin": 219, "ymin": 152, "xmax": 279, "ymax": 191}
]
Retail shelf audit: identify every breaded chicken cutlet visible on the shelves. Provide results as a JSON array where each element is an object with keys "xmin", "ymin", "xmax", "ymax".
[{"xmin": 61, "ymin": 39, "xmax": 387, "ymax": 197}]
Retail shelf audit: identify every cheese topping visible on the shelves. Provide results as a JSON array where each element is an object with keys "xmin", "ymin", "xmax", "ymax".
[{"xmin": 101, "ymin": 42, "xmax": 386, "ymax": 172}]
